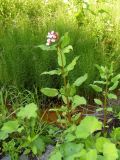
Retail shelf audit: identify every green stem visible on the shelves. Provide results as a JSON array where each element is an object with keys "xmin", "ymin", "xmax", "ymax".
[
  {"xmin": 103, "ymin": 75, "xmax": 108, "ymax": 134},
  {"xmin": 58, "ymin": 47, "xmax": 71, "ymax": 122}
]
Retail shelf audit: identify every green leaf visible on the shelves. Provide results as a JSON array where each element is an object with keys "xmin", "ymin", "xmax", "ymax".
[
  {"xmin": 64, "ymin": 149, "xmax": 87, "ymax": 160},
  {"xmin": 109, "ymin": 81, "xmax": 119, "ymax": 91},
  {"xmin": 96, "ymin": 137, "xmax": 110, "ymax": 152},
  {"xmin": 94, "ymin": 81, "xmax": 106, "ymax": 85},
  {"xmin": 41, "ymin": 70, "xmax": 61, "ymax": 76},
  {"xmin": 72, "ymin": 95, "xmax": 87, "ymax": 108},
  {"xmin": 65, "ymin": 133, "xmax": 76, "ymax": 142},
  {"xmin": 62, "ymin": 45, "xmax": 73, "ymax": 54},
  {"xmin": 107, "ymin": 107, "xmax": 113, "ymax": 112},
  {"xmin": 0, "ymin": 120, "xmax": 20, "ymax": 140},
  {"xmin": 86, "ymin": 149, "xmax": 97, "ymax": 160},
  {"xmin": 107, "ymin": 93, "xmax": 117, "ymax": 100},
  {"xmin": 66, "ymin": 56, "xmax": 79, "ymax": 72},
  {"xmin": 69, "ymin": 85, "xmax": 76, "ymax": 97},
  {"xmin": 73, "ymin": 74, "xmax": 88, "ymax": 86},
  {"xmin": 49, "ymin": 149, "xmax": 62, "ymax": 160},
  {"xmin": 97, "ymin": 155, "xmax": 105, "ymax": 160},
  {"xmin": 32, "ymin": 146, "xmax": 37, "ymax": 155},
  {"xmin": 31, "ymin": 136, "xmax": 45, "ymax": 155},
  {"xmin": 110, "ymin": 127, "xmax": 120, "ymax": 142},
  {"xmin": 41, "ymin": 88, "xmax": 58, "ymax": 97},
  {"xmin": 58, "ymin": 51, "xmax": 66, "ymax": 67},
  {"xmin": 111, "ymin": 74, "xmax": 120, "ymax": 83},
  {"xmin": 60, "ymin": 142, "xmax": 84, "ymax": 158},
  {"xmin": 94, "ymin": 99, "xmax": 103, "ymax": 105},
  {"xmin": 95, "ymin": 65, "xmax": 106, "ymax": 79},
  {"xmin": 90, "ymin": 84, "xmax": 102, "ymax": 92},
  {"xmin": 103, "ymin": 142, "xmax": 118, "ymax": 160},
  {"xmin": 17, "ymin": 103, "xmax": 38, "ymax": 119},
  {"xmin": 61, "ymin": 32, "xmax": 70, "ymax": 48},
  {"xmin": 37, "ymin": 44, "xmax": 57, "ymax": 51},
  {"xmin": 96, "ymin": 108, "xmax": 103, "ymax": 112},
  {"xmin": 1, "ymin": 120, "xmax": 19, "ymax": 134},
  {"xmin": 75, "ymin": 116, "xmax": 102, "ymax": 139},
  {"xmin": 71, "ymin": 113, "xmax": 81, "ymax": 122},
  {"xmin": 0, "ymin": 131, "xmax": 8, "ymax": 140}
]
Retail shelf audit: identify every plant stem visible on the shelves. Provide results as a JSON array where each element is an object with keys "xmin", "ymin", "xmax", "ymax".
[
  {"xmin": 103, "ymin": 75, "xmax": 108, "ymax": 134},
  {"xmin": 58, "ymin": 47, "xmax": 71, "ymax": 122}
]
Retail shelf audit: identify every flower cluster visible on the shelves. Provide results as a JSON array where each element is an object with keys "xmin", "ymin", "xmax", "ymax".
[{"xmin": 46, "ymin": 31, "xmax": 59, "ymax": 46}]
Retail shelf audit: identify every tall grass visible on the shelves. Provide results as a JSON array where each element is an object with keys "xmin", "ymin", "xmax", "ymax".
[{"xmin": 0, "ymin": 0, "xmax": 120, "ymax": 96}]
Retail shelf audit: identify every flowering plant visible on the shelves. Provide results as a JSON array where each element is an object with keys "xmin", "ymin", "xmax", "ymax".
[
  {"xmin": 46, "ymin": 31, "xmax": 59, "ymax": 46},
  {"xmin": 39, "ymin": 31, "xmax": 87, "ymax": 126}
]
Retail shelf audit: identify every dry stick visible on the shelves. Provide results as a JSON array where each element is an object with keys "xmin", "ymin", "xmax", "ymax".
[
  {"xmin": 58, "ymin": 47, "xmax": 71, "ymax": 123},
  {"xmin": 5, "ymin": 108, "xmax": 20, "ymax": 120}
]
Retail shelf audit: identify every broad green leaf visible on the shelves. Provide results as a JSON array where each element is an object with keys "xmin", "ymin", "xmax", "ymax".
[
  {"xmin": 64, "ymin": 149, "xmax": 86, "ymax": 160},
  {"xmin": 75, "ymin": 116, "xmax": 102, "ymax": 139},
  {"xmin": 31, "ymin": 136, "xmax": 45, "ymax": 155},
  {"xmin": 32, "ymin": 146, "xmax": 37, "ymax": 155},
  {"xmin": 69, "ymin": 85, "xmax": 76, "ymax": 97},
  {"xmin": 0, "ymin": 120, "xmax": 19, "ymax": 140},
  {"xmin": 64, "ymin": 124, "xmax": 76, "ymax": 134},
  {"xmin": 49, "ymin": 149, "xmax": 62, "ymax": 160},
  {"xmin": 41, "ymin": 70, "xmax": 61, "ymax": 76},
  {"xmin": 0, "ymin": 131, "xmax": 8, "ymax": 140},
  {"xmin": 60, "ymin": 84, "xmax": 76, "ymax": 97},
  {"xmin": 65, "ymin": 133, "xmax": 76, "ymax": 142},
  {"xmin": 66, "ymin": 56, "xmax": 79, "ymax": 72},
  {"xmin": 62, "ymin": 45, "xmax": 73, "ymax": 54},
  {"xmin": 90, "ymin": 84, "xmax": 102, "ymax": 92},
  {"xmin": 86, "ymin": 149, "xmax": 97, "ymax": 160},
  {"xmin": 94, "ymin": 99, "xmax": 103, "ymax": 105},
  {"xmin": 109, "ymin": 81, "xmax": 119, "ymax": 91},
  {"xmin": 58, "ymin": 51, "xmax": 66, "ymax": 67},
  {"xmin": 96, "ymin": 137, "xmax": 110, "ymax": 152},
  {"xmin": 61, "ymin": 32, "xmax": 70, "ymax": 48},
  {"xmin": 72, "ymin": 95, "xmax": 87, "ymax": 108},
  {"xmin": 110, "ymin": 127, "xmax": 120, "ymax": 142},
  {"xmin": 60, "ymin": 142, "xmax": 84, "ymax": 158},
  {"xmin": 97, "ymin": 155, "xmax": 105, "ymax": 160},
  {"xmin": 1, "ymin": 120, "xmax": 19, "ymax": 134},
  {"xmin": 111, "ymin": 74, "xmax": 120, "ymax": 83},
  {"xmin": 37, "ymin": 44, "xmax": 57, "ymax": 51},
  {"xmin": 107, "ymin": 107, "xmax": 113, "ymax": 112},
  {"xmin": 103, "ymin": 142, "xmax": 118, "ymax": 160},
  {"xmin": 107, "ymin": 93, "xmax": 117, "ymax": 100},
  {"xmin": 17, "ymin": 103, "xmax": 38, "ymax": 119},
  {"xmin": 41, "ymin": 88, "xmax": 58, "ymax": 97},
  {"xmin": 73, "ymin": 74, "xmax": 88, "ymax": 86},
  {"xmin": 95, "ymin": 65, "xmax": 106, "ymax": 79}
]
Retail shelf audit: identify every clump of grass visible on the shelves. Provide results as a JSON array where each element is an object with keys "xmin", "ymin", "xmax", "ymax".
[{"xmin": 0, "ymin": 0, "xmax": 120, "ymax": 97}]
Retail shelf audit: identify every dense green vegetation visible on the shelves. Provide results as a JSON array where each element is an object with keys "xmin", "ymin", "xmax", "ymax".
[
  {"xmin": 1, "ymin": 0, "xmax": 120, "ymax": 159},
  {"xmin": 0, "ymin": 0, "xmax": 120, "ymax": 95}
]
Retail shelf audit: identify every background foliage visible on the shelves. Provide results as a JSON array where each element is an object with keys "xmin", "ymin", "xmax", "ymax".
[{"xmin": 0, "ymin": 0, "xmax": 120, "ymax": 96}]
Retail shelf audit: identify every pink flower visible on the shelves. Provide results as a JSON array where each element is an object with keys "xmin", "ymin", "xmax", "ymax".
[{"xmin": 46, "ymin": 31, "xmax": 59, "ymax": 46}]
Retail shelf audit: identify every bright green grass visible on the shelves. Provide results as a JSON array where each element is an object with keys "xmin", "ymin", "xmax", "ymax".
[{"xmin": 0, "ymin": 0, "xmax": 120, "ymax": 96}]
